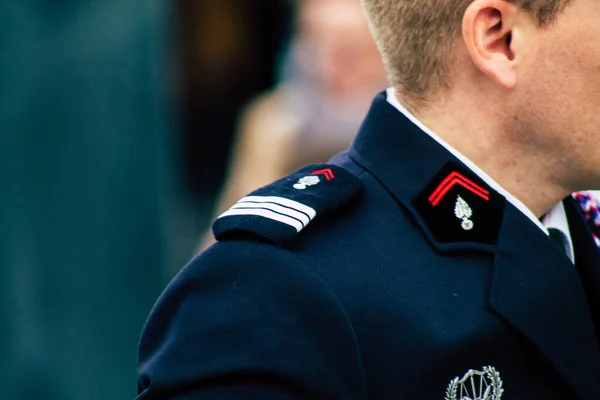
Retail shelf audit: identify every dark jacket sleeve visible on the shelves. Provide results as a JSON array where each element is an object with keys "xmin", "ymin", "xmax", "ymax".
[{"xmin": 137, "ymin": 240, "xmax": 367, "ymax": 399}]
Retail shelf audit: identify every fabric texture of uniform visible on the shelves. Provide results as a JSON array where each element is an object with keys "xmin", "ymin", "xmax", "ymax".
[{"xmin": 137, "ymin": 93, "xmax": 600, "ymax": 399}]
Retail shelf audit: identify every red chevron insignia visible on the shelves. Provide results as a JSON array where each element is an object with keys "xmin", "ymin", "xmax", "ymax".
[
  {"xmin": 311, "ymin": 168, "xmax": 335, "ymax": 180},
  {"xmin": 428, "ymin": 171, "xmax": 489, "ymax": 206}
]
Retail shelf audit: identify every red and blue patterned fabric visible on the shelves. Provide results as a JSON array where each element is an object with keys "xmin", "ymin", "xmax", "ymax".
[{"xmin": 572, "ymin": 191, "xmax": 600, "ymax": 247}]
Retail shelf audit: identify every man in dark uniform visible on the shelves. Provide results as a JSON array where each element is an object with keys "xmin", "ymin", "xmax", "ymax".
[{"xmin": 137, "ymin": 0, "xmax": 600, "ymax": 398}]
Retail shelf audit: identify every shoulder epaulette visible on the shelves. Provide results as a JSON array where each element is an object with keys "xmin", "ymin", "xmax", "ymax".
[{"xmin": 213, "ymin": 164, "xmax": 364, "ymax": 245}]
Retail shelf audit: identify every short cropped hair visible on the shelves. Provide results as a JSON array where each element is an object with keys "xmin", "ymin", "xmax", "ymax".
[{"xmin": 360, "ymin": 0, "xmax": 572, "ymax": 103}]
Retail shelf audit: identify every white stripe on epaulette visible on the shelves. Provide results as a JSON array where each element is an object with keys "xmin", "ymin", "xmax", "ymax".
[
  {"xmin": 218, "ymin": 208, "xmax": 305, "ymax": 232},
  {"xmin": 218, "ymin": 196, "xmax": 317, "ymax": 232},
  {"xmin": 240, "ymin": 196, "xmax": 317, "ymax": 219},
  {"xmin": 231, "ymin": 202, "xmax": 311, "ymax": 227}
]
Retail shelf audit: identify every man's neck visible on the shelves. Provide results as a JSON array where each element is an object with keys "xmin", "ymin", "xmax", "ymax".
[{"xmin": 400, "ymin": 90, "xmax": 570, "ymax": 218}]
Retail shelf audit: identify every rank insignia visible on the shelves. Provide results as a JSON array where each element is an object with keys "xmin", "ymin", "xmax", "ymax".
[
  {"xmin": 413, "ymin": 162, "xmax": 505, "ymax": 245},
  {"xmin": 293, "ymin": 175, "xmax": 321, "ymax": 190},
  {"xmin": 292, "ymin": 168, "xmax": 335, "ymax": 190},
  {"xmin": 445, "ymin": 366, "xmax": 504, "ymax": 400},
  {"xmin": 213, "ymin": 164, "xmax": 363, "ymax": 245}
]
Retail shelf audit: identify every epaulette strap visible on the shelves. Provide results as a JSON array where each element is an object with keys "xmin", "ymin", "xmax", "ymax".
[{"xmin": 213, "ymin": 164, "xmax": 363, "ymax": 245}]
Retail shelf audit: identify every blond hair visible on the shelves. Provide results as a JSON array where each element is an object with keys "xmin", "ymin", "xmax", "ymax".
[{"xmin": 360, "ymin": 0, "xmax": 571, "ymax": 104}]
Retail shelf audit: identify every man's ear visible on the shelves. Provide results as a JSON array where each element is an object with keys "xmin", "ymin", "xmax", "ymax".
[{"xmin": 462, "ymin": 0, "xmax": 524, "ymax": 89}]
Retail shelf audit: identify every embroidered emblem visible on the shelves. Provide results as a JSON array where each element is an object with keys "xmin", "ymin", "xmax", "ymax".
[
  {"xmin": 294, "ymin": 175, "xmax": 321, "ymax": 190},
  {"xmin": 413, "ymin": 162, "xmax": 506, "ymax": 246},
  {"xmin": 311, "ymin": 168, "xmax": 335, "ymax": 180},
  {"xmin": 293, "ymin": 168, "xmax": 336, "ymax": 190},
  {"xmin": 429, "ymin": 171, "xmax": 490, "ymax": 206},
  {"xmin": 454, "ymin": 196, "xmax": 474, "ymax": 231},
  {"xmin": 445, "ymin": 366, "xmax": 504, "ymax": 400}
]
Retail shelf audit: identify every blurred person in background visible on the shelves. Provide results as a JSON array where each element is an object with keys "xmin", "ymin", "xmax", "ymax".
[{"xmin": 197, "ymin": 0, "xmax": 387, "ymax": 250}]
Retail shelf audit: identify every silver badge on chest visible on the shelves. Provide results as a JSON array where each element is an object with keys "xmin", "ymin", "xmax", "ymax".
[{"xmin": 445, "ymin": 366, "xmax": 504, "ymax": 400}]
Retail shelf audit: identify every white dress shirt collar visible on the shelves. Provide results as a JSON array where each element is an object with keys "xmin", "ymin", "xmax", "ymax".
[{"xmin": 386, "ymin": 88, "xmax": 574, "ymax": 261}]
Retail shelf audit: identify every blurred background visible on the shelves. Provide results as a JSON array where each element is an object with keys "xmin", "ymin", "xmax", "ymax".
[{"xmin": 1, "ymin": 0, "xmax": 386, "ymax": 399}]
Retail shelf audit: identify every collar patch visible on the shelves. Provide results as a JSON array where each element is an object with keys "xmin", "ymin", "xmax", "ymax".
[{"xmin": 413, "ymin": 162, "xmax": 505, "ymax": 246}]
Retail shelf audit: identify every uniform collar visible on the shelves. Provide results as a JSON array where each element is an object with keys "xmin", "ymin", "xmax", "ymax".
[
  {"xmin": 386, "ymin": 88, "xmax": 574, "ymax": 260},
  {"xmin": 386, "ymin": 88, "xmax": 542, "ymax": 229},
  {"xmin": 541, "ymin": 202, "xmax": 574, "ymax": 262},
  {"xmin": 350, "ymin": 91, "xmax": 508, "ymax": 252}
]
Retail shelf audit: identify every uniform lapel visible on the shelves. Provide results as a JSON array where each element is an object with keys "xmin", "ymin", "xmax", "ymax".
[{"xmin": 489, "ymin": 202, "xmax": 600, "ymax": 400}]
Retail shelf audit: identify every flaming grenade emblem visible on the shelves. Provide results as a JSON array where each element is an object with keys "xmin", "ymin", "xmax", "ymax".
[
  {"xmin": 293, "ymin": 175, "xmax": 321, "ymax": 190},
  {"xmin": 454, "ymin": 196, "xmax": 474, "ymax": 231}
]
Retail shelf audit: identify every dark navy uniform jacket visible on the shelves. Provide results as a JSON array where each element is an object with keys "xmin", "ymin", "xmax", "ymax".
[{"xmin": 137, "ymin": 93, "xmax": 600, "ymax": 399}]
